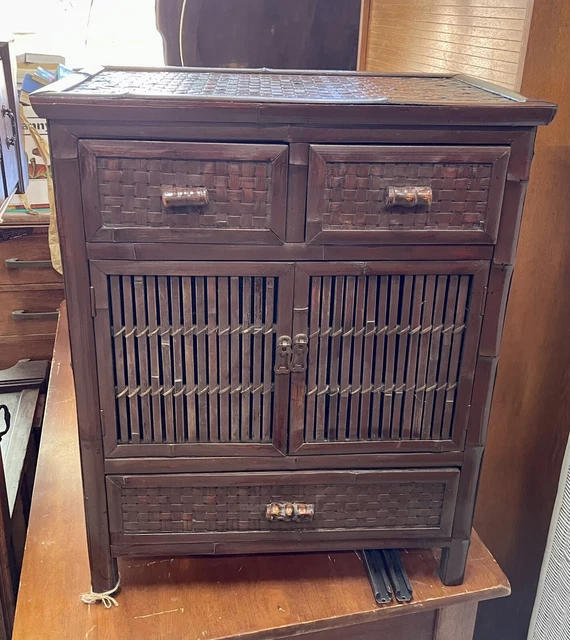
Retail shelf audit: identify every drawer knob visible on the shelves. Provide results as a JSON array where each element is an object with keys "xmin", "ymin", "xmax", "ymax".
[
  {"xmin": 161, "ymin": 187, "xmax": 209, "ymax": 209},
  {"xmin": 385, "ymin": 186, "xmax": 432, "ymax": 209},
  {"xmin": 266, "ymin": 502, "xmax": 315, "ymax": 522}
]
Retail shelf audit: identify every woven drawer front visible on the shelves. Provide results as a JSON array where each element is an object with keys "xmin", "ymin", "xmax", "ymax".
[
  {"xmin": 307, "ymin": 145, "xmax": 510, "ymax": 244},
  {"xmin": 107, "ymin": 470, "xmax": 459, "ymax": 538},
  {"xmin": 79, "ymin": 140, "xmax": 288, "ymax": 243},
  {"xmin": 97, "ymin": 157, "xmax": 272, "ymax": 227},
  {"xmin": 324, "ymin": 163, "xmax": 489, "ymax": 229}
]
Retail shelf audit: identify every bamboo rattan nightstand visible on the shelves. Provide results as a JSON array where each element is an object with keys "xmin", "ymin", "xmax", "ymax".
[{"xmin": 31, "ymin": 68, "xmax": 555, "ymax": 592}]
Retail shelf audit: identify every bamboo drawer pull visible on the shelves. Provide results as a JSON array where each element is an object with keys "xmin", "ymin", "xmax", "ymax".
[
  {"xmin": 161, "ymin": 187, "xmax": 209, "ymax": 209},
  {"xmin": 385, "ymin": 186, "xmax": 432, "ymax": 208}
]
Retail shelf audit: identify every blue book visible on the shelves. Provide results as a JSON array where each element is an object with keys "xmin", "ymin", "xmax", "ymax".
[{"xmin": 21, "ymin": 73, "xmax": 45, "ymax": 94}]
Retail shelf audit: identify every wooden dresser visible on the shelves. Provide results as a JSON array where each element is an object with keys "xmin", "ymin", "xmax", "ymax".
[
  {"xmin": 0, "ymin": 214, "xmax": 63, "ymax": 368},
  {"xmin": 31, "ymin": 69, "xmax": 555, "ymax": 593},
  {"xmin": 1, "ymin": 41, "xmax": 63, "ymax": 367}
]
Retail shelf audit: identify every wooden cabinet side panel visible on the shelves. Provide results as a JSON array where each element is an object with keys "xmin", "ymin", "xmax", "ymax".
[{"xmin": 49, "ymin": 124, "xmax": 116, "ymax": 591}]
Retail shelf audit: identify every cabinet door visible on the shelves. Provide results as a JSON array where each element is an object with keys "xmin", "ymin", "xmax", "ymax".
[
  {"xmin": 90, "ymin": 261, "xmax": 294, "ymax": 457},
  {"xmin": 289, "ymin": 261, "xmax": 488, "ymax": 454}
]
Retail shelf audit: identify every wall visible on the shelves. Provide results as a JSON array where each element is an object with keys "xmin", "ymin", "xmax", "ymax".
[
  {"xmin": 474, "ymin": 0, "xmax": 570, "ymax": 636},
  {"xmin": 359, "ymin": 0, "xmax": 533, "ymax": 89},
  {"xmin": 359, "ymin": 0, "xmax": 570, "ymax": 636},
  {"xmin": 4, "ymin": 0, "xmax": 163, "ymax": 67}
]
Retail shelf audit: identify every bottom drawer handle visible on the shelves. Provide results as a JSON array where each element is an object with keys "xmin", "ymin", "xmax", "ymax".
[
  {"xmin": 266, "ymin": 502, "xmax": 315, "ymax": 522},
  {"xmin": 12, "ymin": 310, "xmax": 60, "ymax": 321},
  {"xmin": 5, "ymin": 258, "xmax": 53, "ymax": 270}
]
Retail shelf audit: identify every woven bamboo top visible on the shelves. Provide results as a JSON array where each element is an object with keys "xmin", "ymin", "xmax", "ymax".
[{"xmin": 63, "ymin": 69, "xmax": 521, "ymax": 105}]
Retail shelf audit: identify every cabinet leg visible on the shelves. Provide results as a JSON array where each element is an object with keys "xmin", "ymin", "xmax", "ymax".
[
  {"xmin": 90, "ymin": 555, "xmax": 119, "ymax": 593},
  {"xmin": 439, "ymin": 539, "xmax": 470, "ymax": 586}
]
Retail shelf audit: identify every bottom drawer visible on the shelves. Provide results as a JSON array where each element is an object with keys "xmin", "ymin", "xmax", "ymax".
[
  {"xmin": 107, "ymin": 469, "xmax": 459, "ymax": 544},
  {"xmin": 0, "ymin": 334, "xmax": 56, "ymax": 369},
  {"xmin": 0, "ymin": 285, "xmax": 63, "ymax": 337},
  {"xmin": 0, "ymin": 226, "xmax": 62, "ymax": 285}
]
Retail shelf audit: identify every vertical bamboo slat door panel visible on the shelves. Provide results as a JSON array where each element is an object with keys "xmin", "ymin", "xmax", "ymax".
[
  {"xmin": 30, "ymin": 69, "xmax": 555, "ymax": 592},
  {"xmin": 289, "ymin": 261, "xmax": 488, "ymax": 454},
  {"xmin": 90, "ymin": 261, "xmax": 295, "ymax": 457}
]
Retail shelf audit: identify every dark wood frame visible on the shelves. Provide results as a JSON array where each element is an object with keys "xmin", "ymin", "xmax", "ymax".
[{"xmin": 30, "ymin": 70, "xmax": 555, "ymax": 592}]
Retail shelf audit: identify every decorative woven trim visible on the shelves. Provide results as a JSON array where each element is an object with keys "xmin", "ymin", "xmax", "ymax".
[
  {"xmin": 113, "ymin": 324, "xmax": 276, "ymax": 339},
  {"xmin": 309, "ymin": 323, "xmax": 465, "ymax": 340},
  {"xmin": 116, "ymin": 382, "xmax": 274, "ymax": 400},
  {"xmin": 306, "ymin": 381, "xmax": 458, "ymax": 397}
]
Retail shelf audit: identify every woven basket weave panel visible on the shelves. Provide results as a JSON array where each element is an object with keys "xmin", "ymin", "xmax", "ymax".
[
  {"xmin": 71, "ymin": 71, "xmax": 512, "ymax": 104},
  {"xmin": 96, "ymin": 157, "xmax": 273, "ymax": 229},
  {"xmin": 322, "ymin": 162, "xmax": 491, "ymax": 231},
  {"xmin": 119, "ymin": 481, "xmax": 447, "ymax": 533}
]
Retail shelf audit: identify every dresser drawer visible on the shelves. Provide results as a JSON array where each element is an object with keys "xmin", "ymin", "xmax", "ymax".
[
  {"xmin": 79, "ymin": 140, "xmax": 288, "ymax": 244},
  {"xmin": 307, "ymin": 145, "xmax": 510, "ymax": 244},
  {"xmin": 0, "ymin": 285, "xmax": 63, "ymax": 337},
  {"xmin": 107, "ymin": 469, "xmax": 459, "ymax": 543},
  {"xmin": 0, "ymin": 228, "xmax": 61, "ymax": 285},
  {"xmin": 0, "ymin": 334, "xmax": 56, "ymax": 369}
]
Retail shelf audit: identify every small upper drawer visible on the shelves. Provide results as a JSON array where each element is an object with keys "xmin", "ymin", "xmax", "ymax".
[
  {"xmin": 79, "ymin": 140, "xmax": 288, "ymax": 244},
  {"xmin": 306, "ymin": 145, "xmax": 510, "ymax": 245}
]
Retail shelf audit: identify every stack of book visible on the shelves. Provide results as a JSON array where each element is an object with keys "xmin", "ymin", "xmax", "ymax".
[
  {"xmin": 17, "ymin": 52, "xmax": 71, "ymax": 103},
  {"xmin": 8, "ymin": 53, "xmax": 71, "ymax": 215}
]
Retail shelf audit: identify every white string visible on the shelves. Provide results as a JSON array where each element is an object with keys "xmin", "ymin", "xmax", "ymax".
[{"xmin": 81, "ymin": 578, "xmax": 120, "ymax": 608}]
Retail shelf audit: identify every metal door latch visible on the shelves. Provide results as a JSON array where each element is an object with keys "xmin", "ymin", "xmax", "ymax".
[
  {"xmin": 275, "ymin": 336, "xmax": 293, "ymax": 374},
  {"xmin": 275, "ymin": 334, "xmax": 308, "ymax": 373},
  {"xmin": 290, "ymin": 333, "xmax": 309, "ymax": 372}
]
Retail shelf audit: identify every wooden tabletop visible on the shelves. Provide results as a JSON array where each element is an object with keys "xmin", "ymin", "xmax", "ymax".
[{"xmin": 12, "ymin": 303, "xmax": 510, "ymax": 640}]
